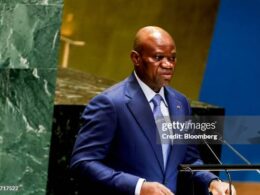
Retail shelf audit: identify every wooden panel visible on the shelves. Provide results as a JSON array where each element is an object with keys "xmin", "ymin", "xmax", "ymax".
[{"xmin": 233, "ymin": 182, "xmax": 260, "ymax": 194}]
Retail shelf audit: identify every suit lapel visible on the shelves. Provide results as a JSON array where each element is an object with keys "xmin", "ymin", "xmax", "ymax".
[
  {"xmin": 165, "ymin": 86, "xmax": 184, "ymax": 118},
  {"xmin": 164, "ymin": 87, "xmax": 187, "ymax": 173},
  {"xmin": 125, "ymin": 74, "xmax": 164, "ymax": 173}
]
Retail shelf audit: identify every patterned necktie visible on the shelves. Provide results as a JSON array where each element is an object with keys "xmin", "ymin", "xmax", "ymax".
[{"xmin": 151, "ymin": 94, "xmax": 171, "ymax": 169}]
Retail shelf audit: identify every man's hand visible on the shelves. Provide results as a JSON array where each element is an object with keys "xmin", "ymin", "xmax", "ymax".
[
  {"xmin": 209, "ymin": 180, "xmax": 236, "ymax": 195},
  {"xmin": 140, "ymin": 182, "xmax": 174, "ymax": 195}
]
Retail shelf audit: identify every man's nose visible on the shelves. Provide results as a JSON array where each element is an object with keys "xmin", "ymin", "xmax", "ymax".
[{"xmin": 161, "ymin": 58, "xmax": 174, "ymax": 68}]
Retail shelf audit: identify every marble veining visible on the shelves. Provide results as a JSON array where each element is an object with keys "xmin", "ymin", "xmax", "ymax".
[
  {"xmin": 0, "ymin": 69, "xmax": 57, "ymax": 194},
  {"xmin": 0, "ymin": 0, "xmax": 62, "ymax": 192},
  {"xmin": 0, "ymin": 4, "xmax": 62, "ymax": 68},
  {"xmin": 0, "ymin": 0, "xmax": 63, "ymax": 5}
]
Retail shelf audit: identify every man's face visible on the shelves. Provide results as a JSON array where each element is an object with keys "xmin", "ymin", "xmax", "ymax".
[{"xmin": 135, "ymin": 36, "xmax": 176, "ymax": 92}]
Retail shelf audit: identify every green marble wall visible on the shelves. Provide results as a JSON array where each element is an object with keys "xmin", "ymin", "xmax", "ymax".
[{"xmin": 0, "ymin": 0, "xmax": 63, "ymax": 194}]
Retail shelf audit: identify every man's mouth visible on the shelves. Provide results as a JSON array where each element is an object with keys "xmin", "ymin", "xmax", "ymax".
[
  {"xmin": 161, "ymin": 73, "xmax": 173, "ymax": 81},
  {"xmin": 161, "ymin": 71, "xmax": 173, "ymax": 77}
]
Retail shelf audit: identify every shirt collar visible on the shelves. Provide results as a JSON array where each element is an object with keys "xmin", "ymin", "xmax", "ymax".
[{"xmin": 134, "ymin": 71, "xmax": 168, "ymax": 106}]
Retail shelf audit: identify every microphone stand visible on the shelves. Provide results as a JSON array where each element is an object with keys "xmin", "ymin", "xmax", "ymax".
[
  {"xmin": 203, "ymin": 140, "xmax": 232, "ymax": 195},
  {"xmin": 219, "ymin": 137, "xmax": 260, "ymax": 174}
]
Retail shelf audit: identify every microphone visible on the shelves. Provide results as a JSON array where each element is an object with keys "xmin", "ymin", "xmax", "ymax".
[
  {"xmin": 202, "ymin": 139, "xmax": 232, "ymax": 195},
  {"xmin": 218, "ymin": 137, "xmax": 260, "ymax": 175}
]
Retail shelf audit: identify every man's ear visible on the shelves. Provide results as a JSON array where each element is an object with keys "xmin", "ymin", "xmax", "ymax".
[{"xmin": 130, "ymin": 50, "xmax": 141, "ymax": 67}]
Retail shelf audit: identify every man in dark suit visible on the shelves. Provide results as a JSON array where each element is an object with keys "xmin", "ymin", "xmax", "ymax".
[{"xmin": 70, "ymin": 26, "xmax": 235, "ymax": 195}]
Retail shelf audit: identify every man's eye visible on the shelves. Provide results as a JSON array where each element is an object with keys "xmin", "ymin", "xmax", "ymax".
[
  {"xmin": 154, "ymin": 55, "xmax": 163, "ymax": 61},
  {"xmin": 169, "ymin": 56, "xmax": 176, "ymax": 62}
]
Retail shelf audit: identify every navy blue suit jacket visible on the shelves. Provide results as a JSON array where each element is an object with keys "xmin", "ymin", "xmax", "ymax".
[{"xmin": 70, "ymin": 73, "xmax": 217, "ymax": 194}]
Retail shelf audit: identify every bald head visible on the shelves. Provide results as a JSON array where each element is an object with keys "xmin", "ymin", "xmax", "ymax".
[
  {"xmin": 133, "ymin": 26, "xmax": 174, "ymax": 53},
  {"xmin": 130, "ymin": 26, "xmax": 176, "ymax": 92}
]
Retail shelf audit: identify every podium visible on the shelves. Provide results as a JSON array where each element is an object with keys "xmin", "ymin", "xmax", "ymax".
[{"xmin": 177, "ymin": 164, "xmax": 260, "ymax": 195}]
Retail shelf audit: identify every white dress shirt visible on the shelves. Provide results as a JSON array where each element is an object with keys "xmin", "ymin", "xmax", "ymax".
[{"xmin": 133, "ymin": 72, "xmax": 171, "ymax": 195}]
